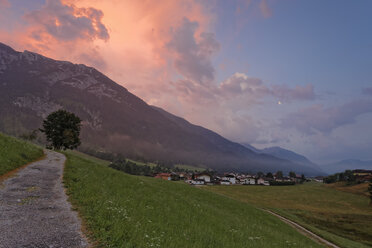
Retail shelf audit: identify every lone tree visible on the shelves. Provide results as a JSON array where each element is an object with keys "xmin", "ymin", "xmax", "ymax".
[
  {"xmin": 40, "ymin": 110, "xmax": 82, "ymax": 150},
  {"xmin": 369, "ymin": 181, "xmax": 372, "ymax": 205}
]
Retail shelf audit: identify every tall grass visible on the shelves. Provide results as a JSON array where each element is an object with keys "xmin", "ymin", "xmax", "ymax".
[
  {"xmin": 0, "ymin": 133, "xmax": 43, "ymax": 176},
  {"xmin": 63, "ymin": 152, "xmax": 322, "ymax": 248}
]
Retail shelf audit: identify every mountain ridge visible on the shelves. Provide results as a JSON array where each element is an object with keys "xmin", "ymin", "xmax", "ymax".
[
  {"xmin": 0, "ymin": 42, "xmax": 323, "ymax": 175},
  {"xmin": 241, "ymin": 143, "xmax": 326, "ymax": 173},
  {"xmin": 322, "ymin": 159, "xmax": 372, "ymax": 174}
]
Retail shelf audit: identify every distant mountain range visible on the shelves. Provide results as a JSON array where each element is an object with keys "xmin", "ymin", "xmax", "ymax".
[
  {"xmin": 244, "ymin": 142, "xmax": 372, "ymax": 174},
  {"xmin": 241, "ymin": 144, "xmax": 324, "ymax": 172},
  {"xmin": 0, "ymin": 42, "xmax": 324, "ymax": 175},
  {"xmin": 321, "ymin": 159, "xmax": 372, "ymax": 174}
]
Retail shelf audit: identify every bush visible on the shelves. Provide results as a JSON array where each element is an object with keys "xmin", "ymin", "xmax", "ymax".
[{"xmin": 270, "ymin": 181, "xmax": 296, "ymax": 186}]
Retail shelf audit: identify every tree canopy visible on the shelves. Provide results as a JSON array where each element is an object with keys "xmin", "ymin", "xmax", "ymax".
[
  {"xmin": 275, "ymin": 171, "xmax": 283, "ymax": 178},
  {"xmin": 289, "ymin": 171, "xmax": 296, "ymax": 178},
  {"xmin": 40, "ymin": 110, "xmax": 81, "ymax": 150}
]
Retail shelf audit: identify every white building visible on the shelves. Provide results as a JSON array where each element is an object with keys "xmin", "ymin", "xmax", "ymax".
[
  {"xmin": 220, "ymin": 180, "xmax": 230, "ymax": 185},
  {"xmin": 257, "ymin": 178, "xmax": 270, "ymax": 186},
  {"xmin": 244, "ymin": 178, "xmax": 256, "ymax": 185},
  {"xmin": 190, "ymin": 179, "xmax": 205, "ymax": 185},
  {"xmin": 196, "ymin": 173, "xmax": 211, "ymax": 183},
  {"xmin": 223, "ymin": 174, "xmax": 236, "ymax": 184}
]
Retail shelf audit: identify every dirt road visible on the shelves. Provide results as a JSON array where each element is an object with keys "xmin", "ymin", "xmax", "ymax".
[
  {"xmin": 263, "ymin": 209, "xmax": 340, "ymax": 248},
  {"xmin": 0, "ymin": 150, "xmax": 88, "ymax": 248}
]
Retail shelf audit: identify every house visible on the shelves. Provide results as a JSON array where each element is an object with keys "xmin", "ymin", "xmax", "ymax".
[
  {"xmin": 195, "ymin": 173, "xmax": 211, "ymax": 183},
  {"xmin": 220, "ymin": 180, "xmax": 231, "ymax": 185},
  {"xmin": 189, "ymin": 179, "xmax": 205, "ymax": 185},
  {"xmin": 291, "ymin": 174, "xmax": 304, "ymax": 183},
  {"xmin": 213, "ymin": 176, "xmax": 221, "ymax": 184},
  {"xmin": 223, "ymin": 173, "xmax": 236, "ymax": 184},
  {"xmin": 353, "ymin": 170, "xmax": 372, "ymax": 183},
  {"xmin": 276, "ymin": 177, "xmax": 292, "ymax": 182},
  {"xmin": 154, "ymin": 173, "xmax": 172, "ymax": 180},
  {"xmin": 243, "ymin": 178, "xmax": 256, "ymax": 185},
  {"xmin": 235, "ymin": 175, "xmax": 245, "ymax": 184},
  {"xmin": 171, "ymin": 172, "xmax": 180, "ymax": 181},
  {"xmin": 353, "ymin": 170, "xmax": 372, "ymax": 176},
  {"xmin": 178, "ymin": 173, "xmax": 186, "ymax": 180},
  {"xmin": 257, "ymin": 178, "xmax": 270, "ymax": 186},
  {"xmin": 313, "ymin": 176, "xmax": 324, "ymax": 183}
]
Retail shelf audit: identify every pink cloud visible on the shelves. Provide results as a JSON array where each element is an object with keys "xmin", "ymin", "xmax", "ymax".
[
  {"xmin": 167, "ymin": 17, "xmax": 220, "ymax": 84},
  {"xmin": 25, "ymin": 0, "xmax": 109, "ymax": 42},
  {"xmin": 0, "ymin": 0, "xmax": 10, "ymax": 8},
  {"xmin": 218, "ymin": 72, "xmax": 315, "ymax": 103},
  {"xmin": 0, "ymin": 0, "xmax": 309, "ymax": 146},
  {"xmin": 259, "ymin": 0, "xmax": 272, "ymax": 18}
]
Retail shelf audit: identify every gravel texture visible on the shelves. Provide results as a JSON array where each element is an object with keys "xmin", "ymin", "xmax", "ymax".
[{"xmin": 0, "ymin": 150, "xmax": 89, "ymax": 248}]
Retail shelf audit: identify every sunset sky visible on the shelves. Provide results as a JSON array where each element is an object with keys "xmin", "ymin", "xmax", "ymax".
[{"xmin": 1, "ymin": 0, "xmax": 371, "ymax": 163}]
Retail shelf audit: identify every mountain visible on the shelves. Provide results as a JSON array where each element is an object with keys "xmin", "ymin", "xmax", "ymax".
[
  {"xmin": 261, "ymin": 147, "xmax": 317, "ymax": 167},
  {"xmin": 240, "ymin": 143, "xmax": 261, "ymax": 153},
  {"xmin": 322, "ymin": 159, "xmax": 372, "ymax": 174},
  {"xmin": 241, "ymin": 144, "xmax": 325, "ymax": 174},
  {"xmin": 0, "ymin": 42, "xmax": 322, "ymax": 175}
]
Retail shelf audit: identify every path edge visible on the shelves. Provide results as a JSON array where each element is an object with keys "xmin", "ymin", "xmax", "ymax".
[
  {"xmin": 262, "ymin": 209, "xmax": 340, "ymax": 248},
  {"xmin": 0, "ymin": 151, "xmax": 46, "ymax": 184},
  {"xmin": 61, "ymin": 152, "xmax": 94, "ymax": 248}
]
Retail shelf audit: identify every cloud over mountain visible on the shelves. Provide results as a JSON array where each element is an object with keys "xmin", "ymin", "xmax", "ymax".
[
  {"xmin": 281, "ymin": 99, "xmax": 372, "ymax": 135},
  {"xmin": 25, "ymin": 0, "xmax": 109, "ymax": 42},
  {"xmin": 167, "ymin": 18, "xmax": 220, "ymax": 84}
]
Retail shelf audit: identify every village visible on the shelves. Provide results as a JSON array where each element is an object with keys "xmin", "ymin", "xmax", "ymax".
[
  {"xmin": 154, "ymin": 171, "xmax": 310, "ymax": 186},
  {"xmin": 109, "ymin": 159, "xmax": 372, "ymax": 186}
]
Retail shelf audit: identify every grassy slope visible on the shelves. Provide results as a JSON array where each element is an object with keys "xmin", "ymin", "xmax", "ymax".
[
  {"xmin": 0, "ymin": 133, "xmax": 43, "ymax": 176},
  {"xmin": 325, "ymin": 182, "xmax": 370, "ymax": 198},
  {"xmin": 204, "ymin": 183, "xmax": 372, "ymax": 248},
  {"xmin": 63, "ymin": 152, "xmax": 323, "ymax": 248},
  {"xmin": 175, "ymin": 164, "xmax": 207, "ymax": 172}
]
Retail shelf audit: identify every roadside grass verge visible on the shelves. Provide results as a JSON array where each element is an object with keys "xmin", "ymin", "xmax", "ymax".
[
  {"xmin": 0, "ymin": 132, "xmax": 44, "ymax": 176},
  {"xmin": 204, "ymin": 183, "xmax": 372, "ymax": 248},
  {"xmin": 63, "ymin": 151, "xmax": 323, "ymax": 248}
]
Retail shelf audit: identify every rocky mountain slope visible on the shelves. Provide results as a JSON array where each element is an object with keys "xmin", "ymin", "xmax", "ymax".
[{"xmin": 0, "ymin": 42, "xmax": 323, "ymax": 175}]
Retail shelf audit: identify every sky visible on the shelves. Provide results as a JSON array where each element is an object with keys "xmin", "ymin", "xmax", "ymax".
[{"xmin": 0, "ymin": 0, "xmax": 371, "ymax": 164}]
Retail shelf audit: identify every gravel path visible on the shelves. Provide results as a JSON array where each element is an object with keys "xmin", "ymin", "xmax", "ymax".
[
  {"xmin": 263, "ymin": 209, "xmax": 340, "ymax": 248},
  {"xmin": 0, "ymin": 150, "xmax": 89, "ymax": 248}
]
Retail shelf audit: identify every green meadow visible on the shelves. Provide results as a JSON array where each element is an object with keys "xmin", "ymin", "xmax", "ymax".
[
  {"xmin": 0, "ymin": 132, "xmax": 43, "ymax": 176},
  {"xmin": 204, "ymin": 183, "xmax": 372, "ymax": 248},
  {"xmin": 63, "ymin": 151, "xmax": 323, "ymax": 248}
]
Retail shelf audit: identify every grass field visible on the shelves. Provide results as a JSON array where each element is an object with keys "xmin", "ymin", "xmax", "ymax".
[
  {"xmin": 325, "ymin": 182, "xmax": 370, "ymax": 198},
  {"xmin": 204, "ymin": 183, "xmax": 372, "ymax": 248},
  {"xmin": 63, "ymin": 151, "xmax": 323, "ymax": 248},
  {"xmin": 0, "ymin": 133, "xmax": 44, "ymax": 176}
]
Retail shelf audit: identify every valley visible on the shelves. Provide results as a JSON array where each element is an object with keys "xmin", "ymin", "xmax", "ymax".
[
  {"xmin": 1, "ymin": 1, "xmax": 371, "ymax": 247},
  {"xmin": 0, "ymin": 133, "xmax": 371, "ymax": 247},
  {"xmin": 63, "ymin": 150, "xmax": 323, "ymax": 248}
]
